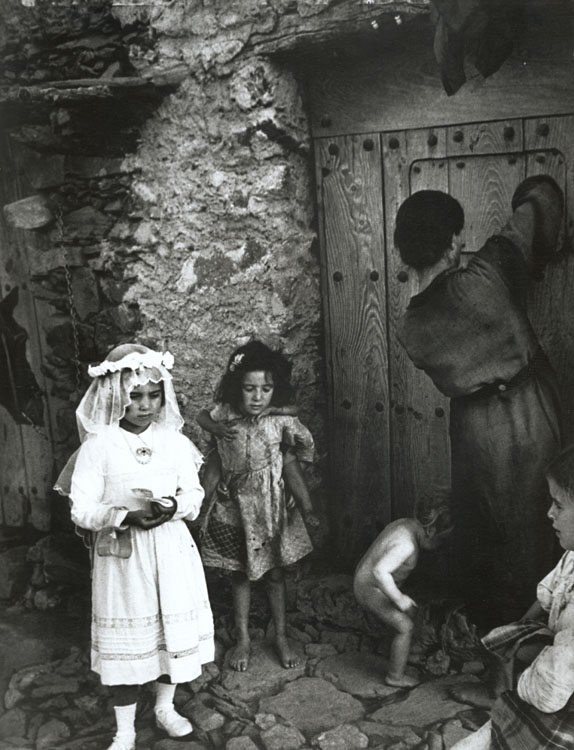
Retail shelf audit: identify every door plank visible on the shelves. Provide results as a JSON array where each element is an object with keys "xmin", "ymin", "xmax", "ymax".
[
  {"xmin": 446, "ymin": 120, "xmax": 523, "ymax": 158},
  {"xmin": 316, "ymin": 133, "xmax": 391, "ymax": 561},
  {"xmin": 524, "ymin": 115, "xmax": 574, "ymax": 442},
  {"xmin": 384, "ymin": 127, "xmax": 451, "ymax": 519},
  {"xmin": 448, "ymin": 153, "xmax": 526, "ymax": 253}
]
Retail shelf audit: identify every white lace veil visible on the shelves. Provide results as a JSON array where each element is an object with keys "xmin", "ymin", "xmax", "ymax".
[
  {"xmin": 54, "ymin": 343, "xmax": 186, "ymax": 496},
  {"xmin": 75, "ymin": 343, "xmax": 183, "ymax": 441}
]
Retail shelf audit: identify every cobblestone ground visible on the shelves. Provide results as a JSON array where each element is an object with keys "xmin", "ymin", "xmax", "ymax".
[{"xmin": 0, "ymin": 571, "xmax": 493, "ymax": 750}]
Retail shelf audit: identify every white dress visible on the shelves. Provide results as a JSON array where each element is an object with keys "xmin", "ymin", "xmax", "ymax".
[{"xmin": 69, "ymin": 424, "xmax": 215, "ymax": 686}]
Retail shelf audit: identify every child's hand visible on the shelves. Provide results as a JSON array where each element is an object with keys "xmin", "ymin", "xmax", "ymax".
[
  {"xmin": 303, "ymin": 509, "xmax": 321, "ymax": 531},
  {"xmin": 256, "ymin": 404, "xmax": 298, "ymax": 420},
  {"xmin": 214, "ymin": 421, "xmax": 240, "ymax": 441},
  {"xmin": 125, "ymin": 509, "xmax": 170, "ymax": 529},
  {"xmin": 398, "ymin": 594, "xmax": 417, "ymax": 614},
  {"xmin": 302, "ymin": 509, "xmax": 327, "ymax": 547},
  {"xmin": 255, "ymin": 407, "xmax": 273, "ymax": 421},
  {"xmin": 150, "ymin": 496, "xmax": 177, "ymax": 520}
]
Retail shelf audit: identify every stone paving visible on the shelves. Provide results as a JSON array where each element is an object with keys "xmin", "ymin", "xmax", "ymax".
[{"xmin": 0, "ymin": 572, "xmax": 494, "ymax": 750}]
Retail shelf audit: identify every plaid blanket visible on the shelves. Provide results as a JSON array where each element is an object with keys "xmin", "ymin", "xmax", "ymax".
[
  {"xmin": 491, "ymin": 690, "xmax": 574, "ymax": 750},
  {"xmin": 482, "ymin": 620, "xmax": 553, "ymax": 659}
]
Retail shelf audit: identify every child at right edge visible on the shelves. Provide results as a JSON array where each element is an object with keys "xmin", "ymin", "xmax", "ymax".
[{"xmin": 450, "ymin": 445, "xmax": 574, "ymax": 750}]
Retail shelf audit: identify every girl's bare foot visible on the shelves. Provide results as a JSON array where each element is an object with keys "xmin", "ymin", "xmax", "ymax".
[
  {"xmin": 229, "ymin": 638, "xmax": 250, "ymax": 671},
  {"xmin": 384, "ymin": 672, "xmax": 421, "ymax": 688},
  {"xmin": 275, "ymin": 635, "xmax": 301, "ymax": 669}
]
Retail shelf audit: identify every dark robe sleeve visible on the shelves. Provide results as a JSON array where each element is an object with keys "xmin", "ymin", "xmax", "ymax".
[{"xmin": 474, "ymin": 175, "xmax": 564, "ymax": 292}]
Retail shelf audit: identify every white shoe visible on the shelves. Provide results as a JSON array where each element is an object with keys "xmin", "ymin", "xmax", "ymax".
[
  {"xmin": 106, "ymin": 735, "xmax": 135, "ymax": 750},
  {"xmin": 155, "ymin": 707, "xmax": 193, "ymax": 738}
]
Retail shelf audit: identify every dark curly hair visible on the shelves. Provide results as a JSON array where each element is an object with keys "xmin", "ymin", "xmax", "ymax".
[
  {"xmin": 215, "ymin": 341, "xmax": 295, "ymax": 409},
  {"xmin": 394, "ymin": 190, "xmax": 464, "ymax": 271},
  {"xmin": 414, "ymin": 493, "xmax": 453, "ymax": 535},
  {"xmin": 546, "ymin": 445, "xmax": 574, "ymax": 498}
]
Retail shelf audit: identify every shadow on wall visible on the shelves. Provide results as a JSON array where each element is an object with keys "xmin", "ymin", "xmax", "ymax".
[{"xmin": 0, "ymin": 287, "xmax": 44, "ymax": 426}]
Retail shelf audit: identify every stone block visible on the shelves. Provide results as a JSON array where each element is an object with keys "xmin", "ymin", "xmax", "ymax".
[
  {"xmin": 64, "ymin": 156, "xmax": 128, "ymax": 178},
  {"xmin": 0, "ymin": 546, "xmax": 32, "ymax": 599},
  {"xmin": 461, "ymin": 660, "xmax": 485, "ymax": 675},
  {"xmin": 185, "ymin": 702, "xmax": 225, "ymax": 732},
  {"xmin": 259, "ymin": 678, "xmax": 364, "ymax": 738},
  {"xmin": 154, "ymin": 739, "xmax": 207, "ymax": 750},
  {"xmin": 442, "ymin": 719, "xmax": 475, "ymax": 749},
  {"xmin": 356, "ymin": 722, "xmax": 421, "ymax": 748},
  {"xmin": 0, "ymin": 708, "xmax": 27, "ymax": 740},
  {"xmin": 31, "ymin": 677, "xmax": 80, "ymax": 699},
  {"xmin": 3, "ymin": 196, "xmax": 52, "ymax": 230},
  {"xmin": 261, "ymin": 723, "xmax": 306, "ymax": 750},
  {"xmin": 64, "ymin": 206, "xmax": 113, "ymax": 240},
  {"xmin": 35, "ymin": 719, "xmax": 70, "ymax": 750},
  {"xmin": 70, "ymin": 267, "xmax": 99, "ymax": 321},
  {"xmin": 221, "ymin": 640, "xmax": 305, "ymax": 702},
  {"xmin": 226, "ymin": 737, "xmax": 259, "ymax": 750},
  {"xmin": 319, "ymin": 630, "xmax": 360, "ymax": 653},
  {"xmin": 305, "ymin": 644, "xmax": 337, "ymax": 658},
  {"xmin": 22, "ymin": 153, "xmax": 65, "ymax": 189},
  {"xmin": 314, "ymin": 653, "xmax": 401, "ymax": 699},
  {"xmin": 254, "ymin": 713, "xmax": 276, "ymax": 730},
  {"xmin": 29, "ymin": 247, "xmax": 84, "ymax": 277},
  {"xmin": 296, "ymin": 575, "xmax": 377, "ymax": 633},
  {"xmin": 312, "ymin": 724, "xmax": 368, "ymax": 750},
  {"xmin": 369, "ymin": 674, "xmax": 481, "ymax": 727}
]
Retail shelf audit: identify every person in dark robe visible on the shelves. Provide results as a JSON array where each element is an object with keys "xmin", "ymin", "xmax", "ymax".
[{"xmin": 394, "ymin": 174, "xmax": 564, "ymax": 628}]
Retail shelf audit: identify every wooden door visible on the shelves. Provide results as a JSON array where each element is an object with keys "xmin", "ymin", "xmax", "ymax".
[
  {"xmin": 0, "ymin": 136, "xmax": 56, "ymax": 531},
  {"xmin": 316, "ymin": 114, "xmax": 574, "ymax": 564}
]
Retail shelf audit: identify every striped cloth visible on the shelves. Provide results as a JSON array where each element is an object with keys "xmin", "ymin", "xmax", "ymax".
[
  {"xmin": 482, "ymin": 620, "xmax": 554, "ymax": 659},
  {"xmin": 491, "ymin": 690, "xmax": 574, "ymax": 750}
]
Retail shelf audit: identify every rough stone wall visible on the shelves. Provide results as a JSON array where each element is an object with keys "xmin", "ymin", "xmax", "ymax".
[
  {"xmin": 110, "ymin": 2, "xmax": 334, "ymax": 456},
  {"xmin": 119, "ymin": 59, "xmax": 323, "ymax": 450}
]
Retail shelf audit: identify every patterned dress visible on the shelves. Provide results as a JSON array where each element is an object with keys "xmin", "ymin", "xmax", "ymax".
[
  {"xmin": 201, "ymin": 404, "xmax": 315, "ymax": 581},
  {"xmin": 69, "ymin": 424, "xmax": 215, "ymax": 686},
  {"xmin": 398, "ymin": 178, "xmax": 563, "ymax": 623}
]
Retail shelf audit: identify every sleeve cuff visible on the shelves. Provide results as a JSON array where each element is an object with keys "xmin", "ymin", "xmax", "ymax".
[{"xmin": 111, "ymin": 507, "xmax": 129, "ymax": 529}]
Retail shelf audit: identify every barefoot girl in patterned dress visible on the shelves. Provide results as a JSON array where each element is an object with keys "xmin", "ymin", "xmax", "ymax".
[
  {"xmin": 55, "ymin": 343, "xmax": 214, "ymax": 750},
  {"xmin": 197, "ymin": 341, "xmax": 319, "ymax": 672}
]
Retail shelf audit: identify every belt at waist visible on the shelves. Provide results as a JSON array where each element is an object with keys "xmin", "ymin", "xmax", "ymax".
[{"xmin": 455, "ymin": 348, "xmax": 549, "ymax": 402}]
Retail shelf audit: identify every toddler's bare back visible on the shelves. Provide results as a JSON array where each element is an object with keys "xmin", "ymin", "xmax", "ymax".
[{"xmin": 355, "ymin": 518, "xmax": 420, "ymax": 587}]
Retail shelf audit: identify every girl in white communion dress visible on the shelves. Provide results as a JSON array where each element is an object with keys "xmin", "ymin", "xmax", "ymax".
[{"xmin": 55, "ymin": 343, "xmax": 214, "ymax": 750}]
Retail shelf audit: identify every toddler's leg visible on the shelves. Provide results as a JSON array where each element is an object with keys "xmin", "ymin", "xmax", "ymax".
[
  {"xmin": 265, "ymin": 567, "xmax": 301, "ymax": 669},
  {"xmin": 355, "ymin": 579, "xmax": 419, "ymax": 688},
  {"xmin": 230, "ymin": 571, "xmax": 251, "ymax": 671},
  {"xmin": 154, "ymin": 681, "xmax": 192, "ymax": 738},
  {"xmin": 386, "ymin": 610, "xmax": 419, "ymax": 687}
]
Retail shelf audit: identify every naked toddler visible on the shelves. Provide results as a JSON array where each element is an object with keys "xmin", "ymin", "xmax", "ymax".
[{"xmin": 354, "ymin": 502, "xmax": 452, "ymax": 687}]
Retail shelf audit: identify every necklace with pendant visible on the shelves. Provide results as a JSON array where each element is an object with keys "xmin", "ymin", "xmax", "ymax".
[{"xmin": 123, "ymin": 427, "xmax": 153, "ymax": 464}]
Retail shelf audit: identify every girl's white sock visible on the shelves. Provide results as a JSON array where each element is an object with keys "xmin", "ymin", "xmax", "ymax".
[
  {"xmin": 113, "ymin": 703, "xmax": 137, "ymax": 739},
  {"xmin": 154, "ymin": 682, "xmax": 177, "ymax": 712}
]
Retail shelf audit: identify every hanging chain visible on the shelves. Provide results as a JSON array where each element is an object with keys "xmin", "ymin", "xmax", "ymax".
[{"xmin": 56, "ymin": 206, "xmax": 82, "ymax": 391}]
